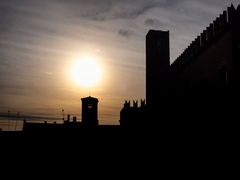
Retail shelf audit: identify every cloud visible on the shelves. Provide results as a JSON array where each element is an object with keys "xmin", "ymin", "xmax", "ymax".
[
  {"xmin": 56, "ymin": 0, "xmax": 113, "ymax": 21},
  {"xmin": 112, "ymin": 3, "xmax": 156, "ymax": 19},
  {"xmin": 118, "ymin": 29, "xmax": 134, "ymax": 38},
  {"xmin": 144, "ymin": 18, "xmax": 162, "ymax": 27},
  {"xmin": 45, "ymin": 72, "xmax": 53, "ymax": 75},
  {"xmin": 56, "ymin": 0, "xmax": 182, "ymax": 21},
  {"xmin": 0, "ymin": 112, "xmax": 59, "ymax": 121}
]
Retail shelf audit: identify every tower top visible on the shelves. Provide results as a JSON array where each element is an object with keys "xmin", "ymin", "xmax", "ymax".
[
  {"xmin": 81, "ymin": 96, "xmax": 99, "ymax": 126},
  {"xmin": 146, "ymin": 29, "xmax": 169, "ymax": 37},
  {"xmin": 81, "ymin": 96, "xmax": 98, "ymax": 102}
]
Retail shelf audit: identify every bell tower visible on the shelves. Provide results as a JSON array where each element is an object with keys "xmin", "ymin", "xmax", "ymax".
[{"xmin": 81, "ymin": 96, "xmax": 99, "ymax": 127}]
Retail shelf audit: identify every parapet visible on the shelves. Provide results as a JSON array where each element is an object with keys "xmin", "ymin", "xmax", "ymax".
[
  {"xmin": 123, "ymin": 99, "xmax": 146, "ymax": 109},
  {"xmin": 171, "ymin": 4, "xmax": 238, "ymax": 74}
]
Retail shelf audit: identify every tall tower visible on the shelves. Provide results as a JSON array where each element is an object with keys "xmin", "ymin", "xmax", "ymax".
[
  {"xmin": 146, "ymin": 30, "xmax": 170, "ymax": 112},
  {"xmin": 81, "ymin": 96, "xmax": 99, "ymax": 127}
]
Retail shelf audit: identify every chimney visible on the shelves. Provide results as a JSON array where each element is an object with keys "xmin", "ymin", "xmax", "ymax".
[
  {"xmin": 67, "ymin": 114, "xmax": 70, "ymax": 121},
  {"xmin": 73, "ymin": 116, "xmax": 77, "ymax": 123}
]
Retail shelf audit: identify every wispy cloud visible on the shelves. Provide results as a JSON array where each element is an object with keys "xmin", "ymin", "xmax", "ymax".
[
  {"xmin": 118, "ymin": 29, "xmax": 134, "ymax": 38},
  {"xmin": 0, "ymin": 112, "xmax": 60, "ymax": 121},
  {"xmin": 56, "ymin": 0, "xmax": 182, "ymax": 21},
  {"xmin": 144, "ymin": 18, "xmax": 162, "ymax": 27}
]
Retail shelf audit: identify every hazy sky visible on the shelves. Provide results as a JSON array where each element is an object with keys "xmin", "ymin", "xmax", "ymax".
[{"xmin": 0, "ymin": 0, "xmax": 239, "ymax": 129}]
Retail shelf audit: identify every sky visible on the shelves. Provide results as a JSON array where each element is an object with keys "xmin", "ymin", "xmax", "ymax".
[{"xmin": 0, "ymin": 0, "xmax": 239, "ymax": 130}]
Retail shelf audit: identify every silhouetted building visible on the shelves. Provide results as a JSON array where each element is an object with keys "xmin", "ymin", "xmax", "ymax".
[
  {"xmin": 23, "ymin": 96, "xmax": 100, "ymax": 131},
  {"xmin": 81, "ymin": 96, "xmax": 99, "ymax": 127},
  {"xmin": 23, "ymin": 115, "xmax": 82, "ymax": 132},
  {"xmin": 146, "ymin": 30, "xmax": 170, "ymax": 113},
  {"xmin": 167, "ymin": 4, "xmax": 240, "ymax": 123},
  {"xmin": 120, "ymin": 100, "xmax": 146, "ymax": 127},
  {"xmin": 169, "ymin": 4, "xmax": 239, "ymax": 91},
  {"xmin": 120, "ymin": 4, "xmax": 240, "ymax": 127}
]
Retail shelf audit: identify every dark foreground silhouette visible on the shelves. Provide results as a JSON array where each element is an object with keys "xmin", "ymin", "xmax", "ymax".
[{"xmin": 1, "ymin": 4, "xmax": 239, "ymax": 153}]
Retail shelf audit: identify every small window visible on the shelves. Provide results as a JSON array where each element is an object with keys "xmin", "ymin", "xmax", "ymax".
[{"xmin": 88, "ymin": 105, "xmax": 92, "ymax": 109}]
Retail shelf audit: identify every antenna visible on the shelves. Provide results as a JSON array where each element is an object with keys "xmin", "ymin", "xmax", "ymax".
[{"xmin": 62, "ymin": 109, "xmax": 65, "ymax": 121}]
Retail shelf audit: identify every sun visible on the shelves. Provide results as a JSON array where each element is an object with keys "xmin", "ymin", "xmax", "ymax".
[{"xmin": 71, "ymin": 55, "xmax": 102, "ymax": 88}]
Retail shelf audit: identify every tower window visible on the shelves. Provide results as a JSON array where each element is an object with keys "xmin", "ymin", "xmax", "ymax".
[{"xmin": 88, "ymin": 105, "xmax": 92, "ymax": 109}]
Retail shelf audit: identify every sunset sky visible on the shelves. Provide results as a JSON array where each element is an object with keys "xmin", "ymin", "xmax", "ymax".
[{"xmin": 0, "ymin": 0, "xmax": 239, "ymax": 130}]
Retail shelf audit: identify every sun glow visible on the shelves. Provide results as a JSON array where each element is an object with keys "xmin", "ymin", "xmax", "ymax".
[{"xmin": 71, "ymin": 55, "xmax": 102, "ymax": 88}]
